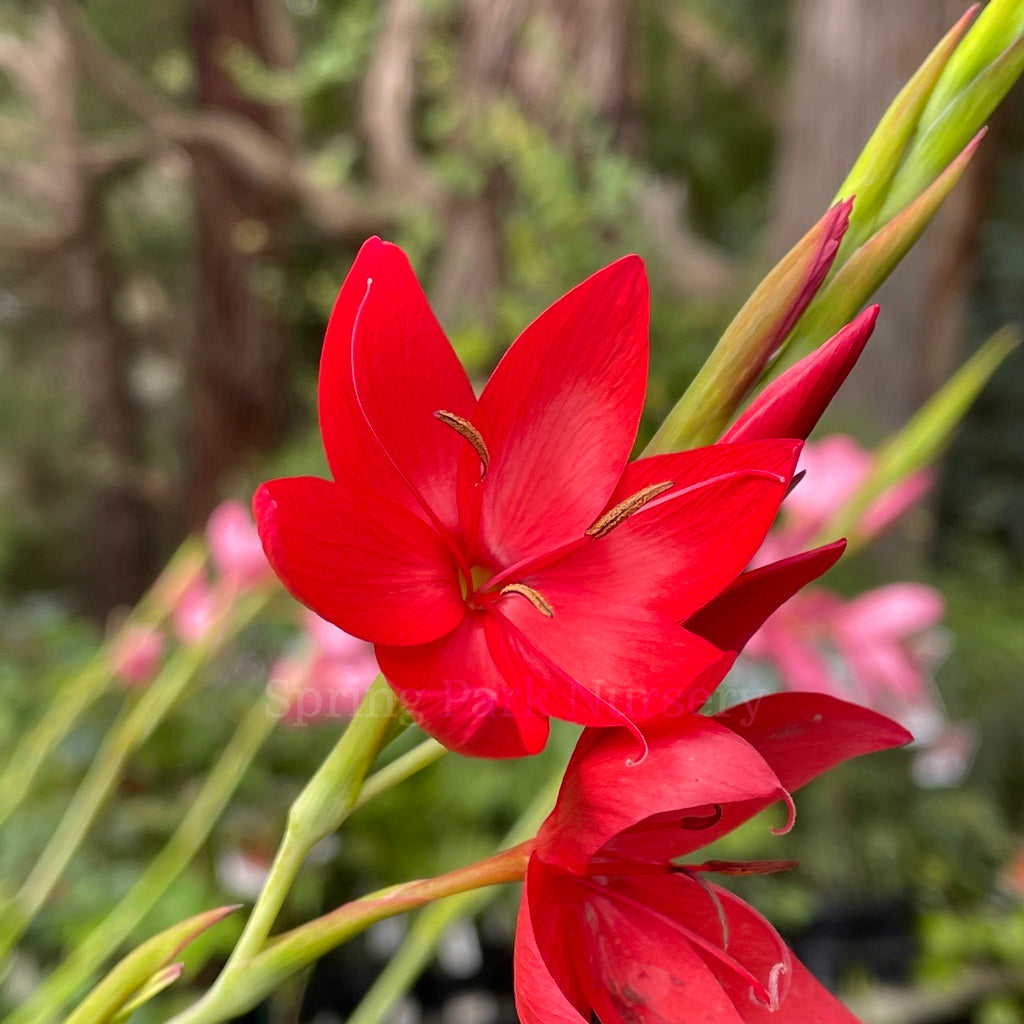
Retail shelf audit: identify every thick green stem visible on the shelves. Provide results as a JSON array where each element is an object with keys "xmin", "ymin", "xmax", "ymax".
[
  {"xmin": 217, "ymin": 676, "xmax": 403, "ymax": 973},
  {"xmin": 4, "ymin": 690, "xmax": 280, "ymax": 1024},
  {"xmin": 0, "ymin": 590, "xmax": 269, "ymax": 965},
  {"xmin": 164, "ymin": 842, "xmax": 534, "ymax": 1024}
]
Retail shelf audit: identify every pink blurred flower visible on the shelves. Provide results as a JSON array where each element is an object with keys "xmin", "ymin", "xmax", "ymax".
[
  {"xmin": 273, "ymin": 611, "xmax": 379, "ymax": 726},
  {"xmin": 767, "ymin": 435, "xmax": 933, "ymax": 557},
  {"xmin": 207, "ymin": 500, "xmax": 273, "ymax": 592},
  {"xmin": 1000, "ymin": 845, "xmax": 1024, "ymax": 901},
  {"xmin": 784, "ymin": 435, "xmax": 872, "ymax": 538},
  {"xmin": 110, "ymin": 624, "xmax": 165, "ymax": 687},
  {"xmin": 745, "ymin": 582, "xmax": 946, "ymax": 735},
  {"xmin": 172, "ymin": 577, "xmax": 221, "ymax": 645}
]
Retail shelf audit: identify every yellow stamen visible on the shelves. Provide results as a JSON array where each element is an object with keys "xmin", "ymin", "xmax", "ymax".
[
  {"xmin": 586, "ymin": 481, "xmax": 675, "ymax": 539},
  {"xmin": 500, "ymin": 583, "xmax": 554, "ymax": 618},
  {"xmin": 435, "ymin": 410, "xmax": 490, "ymax": 475}
]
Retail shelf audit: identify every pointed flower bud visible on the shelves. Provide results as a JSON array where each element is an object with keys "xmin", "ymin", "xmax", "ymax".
[
  {"xmin": 722, "ymin": 305, "xmax": 879, "ymax": 444},
  {"xmin": 647, "ymin": 201, "xmax": 851, "ymax": 453}
]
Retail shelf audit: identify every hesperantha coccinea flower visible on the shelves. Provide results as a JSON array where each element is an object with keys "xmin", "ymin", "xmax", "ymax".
[
  {"xmin": 252, "ymin": 237, "xmax": 875, "ymax": 758},
  {"xmin": 515, "ymin": 693, "xmax": 912, "ymax": 1023}
]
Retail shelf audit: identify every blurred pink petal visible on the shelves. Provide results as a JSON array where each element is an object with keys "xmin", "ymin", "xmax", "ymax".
[
  {"xmin": 769, "ymin": 631, "xmax": 842, "ymax": 695},
  {"xmin": 286, "ymin": 652, "xmax": 379, "ymax": 725},
  {"xmin": 173, "ymin": 577, "xmax": 220, "ymax": 645},
  {"xmin": 784, "ymin": 436, "xmax": 872, "ymax": 536},
  {"xmin": 912, "ymin": 721, "xmax": 979, "ymax": 788},
  {"xmin": 274, "ymin": 615, "xmax": 379, "ymax": 726},
  {"xmin": 110, "ymin": 624, "xmax": 165, "ymax": 687},
  {"xmin": 860, "ymin": 468, "xmax": 933, "ymax": 540},
  {"xmin": 840, "ymin": 639, "xmax": 924, "ymax": 701},
  {"xmin": 838, "ymin": 583, "xmax": 944, "ymax": 640},
  {"xmin": 301, "ymin": 609, "xmax": 375, "ymax": 663},
  {"xmin": 746, "ymin": 580, "xmax": 949, "ymax": 738},
  {"xmin": 768, "ymin": 436, "xmax": 934, "ymax": 559},
  {"xmin": 207, "ymin": 500, "xmax": 273, "ymax": 591}
]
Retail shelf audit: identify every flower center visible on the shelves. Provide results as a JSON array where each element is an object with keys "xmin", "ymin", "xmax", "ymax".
[{"xmin": 460, "ymin": 564, "xmax": 495, "ymax": 603}]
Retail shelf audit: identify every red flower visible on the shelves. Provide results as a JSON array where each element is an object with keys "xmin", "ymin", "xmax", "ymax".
[
  {"xmin": 516, "ymin": 693, "xmax": 911, "ymax": 1023},
  {"xmin": 255, "ymin": 238, "xmax": 805, "ymax": 758}
]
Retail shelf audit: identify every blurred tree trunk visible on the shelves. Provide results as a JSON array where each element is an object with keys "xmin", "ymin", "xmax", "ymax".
[
  {"xmin": 771, "ymin": 0, "xmax": 989, "ymax": 435},
  {"xmin": 186, "ymin": 0, "xmax": 295, "ymax": 523},
  {"xmin": 430, "ymin": 0, "xmax": 633, "ymax": 328},
  {"xmin": 69, "ymin": 194, "xmax": 158, "ymax": 614},
  {"xmin": 35, "ymin": 6, "xmax": 156, "ymax": 614}
]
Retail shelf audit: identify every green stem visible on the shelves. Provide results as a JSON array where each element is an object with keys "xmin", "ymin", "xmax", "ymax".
[
  {"xmin": 164, "ymin": 842, "xmax": 534, "ymax": 1024},
  {"xmin": 0, "ymin": 590, "xmax": 269, "ymax": 965},
  {"xmin": 0, "ymin": 655, "xmax": 108, "ymax": 832},
  {"xmin": 4, "ymin": 689, "xmax": 280, "ymax": 1024},
  {"xmin": 351, "ymin": 737, "xmax": 447, "ymax": 814},
  {"xmin": 347, "ymin": 769, "xmax": 561, "ymax": 1024},
  {"xmin": 0, "ymin": 539, "xmax": 205, "ymax": 833},
  {"xmin": 217, "ymin": 676, "xmax": 403, "ymax": 972}
]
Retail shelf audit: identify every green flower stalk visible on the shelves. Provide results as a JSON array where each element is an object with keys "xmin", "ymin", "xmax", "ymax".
[
  {"xmin": 0, "ymin": 538, "xmax": 205, "ymax": 832},
  {"xmin": 645, "ymin": 200, "xmax": 851, "ymax": 452},
  {"xmin": 0, "ymin": 588, "xmax": 270, "ymax": 966},
  {"xmin": 163, "ymin": 841, "xmax": 535, "ymax": 1024},
  {"xmin": 185, "ymin": 674, "xmax": 406, "ymax": 1016},
  {"xmin": 346, "ymin": 771, "xmax": 561, "ymax": 1024},
  {"xmin": 32, "ymin": 725, "xmax": 446, "ymax": 1024},
  {"xmin": 654, "ymin": 2, "xmax": 1024, "ymax": 451},
  {"xmin": 4, "ymin": 689, "xmax": 283, "ymax": 1024}
]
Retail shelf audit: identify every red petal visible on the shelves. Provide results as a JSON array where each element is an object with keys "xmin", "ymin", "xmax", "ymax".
[
  {"xmin": 254, "ymin": 477, "xmax": 464, "ymax": 646},
  {"xmin": 553, "ymin": 440, "xmax": 800, "ymax": 622},
  {"xmin": 375, "ymin": 612, "xmax": 550, "ymax": 758},
  {"xmin": 465, "ymin": 255, "xmax": 649, "ymax": 567},
  {"xmin": 606, "ymin": 874, "xmax": 792, "ymax": 1015},
  {"xmin": 722, "ymin": 307, "xmax": 877, "ymax": 444},
  {"xmin": 514, "ymin": 857, "xmax": 591, "ymax": 1024},
  {"xmin": 318, "ymin": 238, "xmax": 475, "ymax": 535},
  {"xmin": 685, "ymin": 541, "xmax": 846, "ymax": 654},
  {"xmin": 492, "ymin": 595, "xmax": 725, "ymax": 731},
  {"xmin": 580, "ymin": 875, "xmax": 748, "ymax": 1024},
  {"xmin": 742, "ymin": 956, "xmax": 862, "ymax": 1024},
  {"xmin": 537, "ymin": 716, "xmax": 785, "ymax": 874},
  {"xmin": 714, "ymin": 692, "xmax": 913, "ymax": 794}
]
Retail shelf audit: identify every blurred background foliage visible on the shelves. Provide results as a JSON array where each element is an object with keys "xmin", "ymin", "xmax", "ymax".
[{"xmin": 1, "ymin": 0, "xmax": 1023, "ymax": 1020}]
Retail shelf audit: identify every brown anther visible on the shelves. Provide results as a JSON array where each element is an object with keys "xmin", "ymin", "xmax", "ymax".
[
  {"xmin": 586, "ymin": 481, "xmax": 675, "ymax": 539},
  {"xmin": 500, "ymin": 583, "xmax": 554, "ymax": 618},
  {"xmin": 696, "ymin": 859, "xmax": 799, "ymax": 876},
  {"xmin": 435, "ymin": 410, "xmax": 490, "ymax": 475}
]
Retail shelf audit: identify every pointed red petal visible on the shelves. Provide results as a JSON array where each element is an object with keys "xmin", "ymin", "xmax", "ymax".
[
  {"xmin": 375, "ymin": 612, "xmax": 550, "ymax": 758},
  {"xmin": 742, "ymin": 956, "xmax": 863, "ymax": 1024},
  {"xmin": 556, "ymin": 440, "xmax": 800, "ymax": 623},
  {"xmin": 466, "ymin": 255, "xmax": 649, "ymax": 566},
  {"xmin": 714, "ymin": 692, "xmax": 913, "ymax": 794},
  {"xmin": 606, "ymin": 874, "xmax": 793, "ymax": 1016},
  {"xmin": 581, "ymin": 876, "xmax": 749, "ymax": 1024},
  {"xmin": 722, "ymin": 306, "xmax": 878, "ymax": 444},
  {"xmin": 685, "ymin": 541, "xmax": 847, "ymax": 654},
  {"xmin": 254, "ymin": 477, "xmax": 464, "ymax": 646},
  {"xmin": 537, "ymin": 716, "xmax": 785, "ymax": 874},
  {"xmin": 492, "ymin": 595, "xmax": 725, "ymax": 731},
  {"xmin": 318, "ymin": 238, "xmax": 475, "ymax": 534},
  {"xmin": 514, "ymin": 858, "xmax": 592, "ymax": 1024}
]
